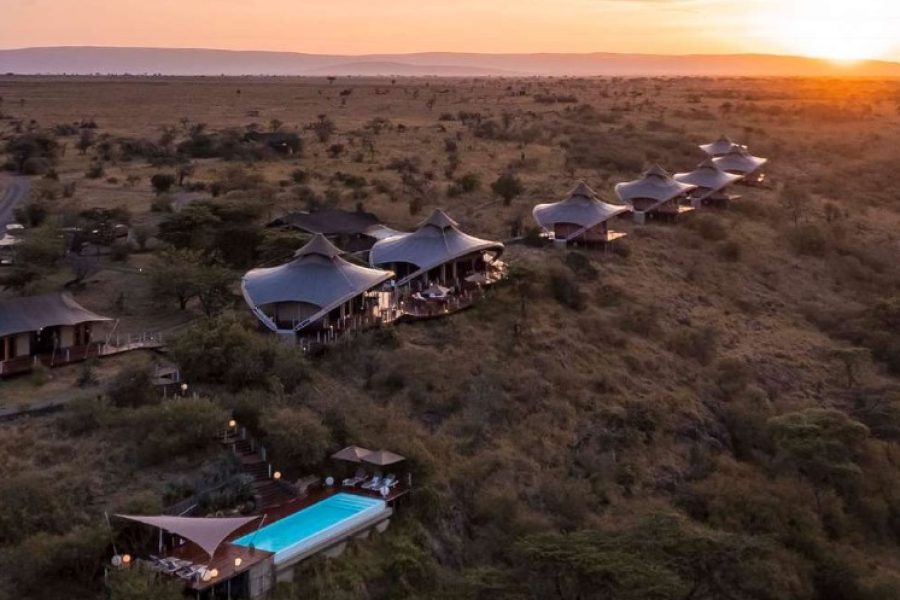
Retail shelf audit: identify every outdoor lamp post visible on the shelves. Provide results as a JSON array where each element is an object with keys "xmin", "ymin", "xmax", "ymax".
[{"xmin": 180, "ymin": 383, "xmax": 188, "ymax": 396}]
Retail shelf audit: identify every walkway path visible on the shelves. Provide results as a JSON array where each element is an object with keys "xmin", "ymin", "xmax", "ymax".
[{"xmin": 0, "ymin": 175, "xmax": 30, "ymax": 229}]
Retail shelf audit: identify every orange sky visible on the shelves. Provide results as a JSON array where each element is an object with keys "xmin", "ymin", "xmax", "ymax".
[{"xmin": 3, "ymin": 0, "xmax": 899, "ymax": 61}]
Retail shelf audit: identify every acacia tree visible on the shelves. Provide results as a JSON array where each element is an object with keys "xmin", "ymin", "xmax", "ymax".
[
  {"xmin": 768, "ymin": 408, "xmax": 869, "ymax": 511},
  {"xmin": 492, "ymin": 172, "xmax": 524, "ymax": 206}
]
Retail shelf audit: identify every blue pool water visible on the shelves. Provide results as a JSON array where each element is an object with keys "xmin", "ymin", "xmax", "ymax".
[{"xmin": 232, "ymin": 493, "xmax": 384, "ymax": 557}]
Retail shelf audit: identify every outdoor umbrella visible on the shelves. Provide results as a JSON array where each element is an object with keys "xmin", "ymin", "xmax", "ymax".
[
  {"xmin": 362, "ymin": 450, "xmax": 406, "ymax": 466},
  {"xmin": 331, "ymin": 445, "xmax": 373, "ymax": 463}
]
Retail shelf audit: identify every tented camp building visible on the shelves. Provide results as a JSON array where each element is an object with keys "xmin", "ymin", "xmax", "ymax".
[
  {"xmin": 532, "ymin": 182, "xmax": 632, "ymax": 245},
  {"xmin": 0, "ymin": 293, "xmax": 112, "ymax": 376},
  {"xmin": 674, "ymin": 159, "xmax": 744, "ymax": 207},
  {"xmin": 614, "ymin": 165, "xmax": 697, "ymax": 224},
  {"xmin": 699, "ymin": 135, "xmax": 745, "ymax": 157},
  {"xmin": 713, "ymin": 144, "xmax": 768, "ymax": 185},
  {"xmin": 241, "ymin": 235, "xmax": 397, "ymax": 342},
  {"xmin": 369, "ymin": 209, "xmax": 505, "ymax": 289},
  {"xmin": 267, "ymin": 208, "xmax": 401, "ymax": 253}
]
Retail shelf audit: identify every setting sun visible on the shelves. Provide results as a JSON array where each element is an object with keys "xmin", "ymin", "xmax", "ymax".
[{"xmin": 758, "ymin": 0, "xmax": 900, "ymax": 62}]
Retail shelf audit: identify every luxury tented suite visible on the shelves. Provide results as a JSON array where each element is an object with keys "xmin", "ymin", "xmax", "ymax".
[
  {"xmin": 674, "ymin": 159, "xmax": 744, "ymax": 208},
  {"xmin": 713, "ymin": 144, "xmax": 768, "ymax": 185},
  {"xmin": 368, "ymin": 209, "xmax": 505, "ymax": 289},
  {"xmin": 532, "ymin": 181, "xmax": 631, "ymax": 245},
  {"xmin": 614, "ymin": 165, "xmax": 697, "ymax": 224},
  {"xmin": 242, "ymin": 211, "xmax": 506, "ymax": 343},
  {"xmin": 0, "ymin": 293, "xmax": 112, "ymax": 375},
  {"xmin": 699, "ymin": 134, "xmax": 745, "ymax": 158},
  {"xmin": 241, "ymin": 235, "xmax": 397, "ymax": 341}
]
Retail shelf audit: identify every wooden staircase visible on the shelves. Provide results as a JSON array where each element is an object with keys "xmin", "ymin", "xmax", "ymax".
[{"xmin": 222, "ymin": 431, "xmax": 296, "ymax": 510}]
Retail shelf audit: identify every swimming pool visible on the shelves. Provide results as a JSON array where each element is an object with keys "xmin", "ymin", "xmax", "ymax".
[{"xmin": 232, "ymin": 493, "xmax": 387, "ymax": 563}]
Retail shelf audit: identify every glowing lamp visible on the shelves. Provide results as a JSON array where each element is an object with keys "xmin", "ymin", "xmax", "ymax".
[
  {"xmin": 228, "ymin": 419, "xmax": 237, "ymax": 428},
  {"xmin": 273, "ymin": 471, "xmax": 282, "ymax": 480},
  {"xmin": 234, "ymin": 557, "xmax": 243, "ymax": 568},
  {"xmin": 122, "ymin": 554, "xmax": 132, "ymax": 565}
]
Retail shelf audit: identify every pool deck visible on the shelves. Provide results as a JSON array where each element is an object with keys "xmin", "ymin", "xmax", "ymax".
[{"xmin": 170, "ymin": 484, "xmax": 409, "ymax": 591}]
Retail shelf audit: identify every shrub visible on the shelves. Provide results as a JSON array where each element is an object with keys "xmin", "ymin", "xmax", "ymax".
[
  {"xmin": 549, "ymin": 269, "xmax": 585, "ymax": 311},
  {"xmin": 260, "ymin": 407, "xmax": 333, "ymax": 475},
  {"xmin": 491, "ymin": 172, "xmax": 524, "ymax": 206},
  {"xmin": 692, "ymin": 215, "xmax": 729, "ymax": 242},
  {"xmin": 115, "ymin": 397, "xmax": 226, "ymax": 466},
  {"xmin": 107, "ymin": 365, "xmax": 157, "ymax": 408},
  {"xmin": 170, "ymin": 313, "xmax": 308, "ymax": 392},
  {"xmin": 150, "ymin": 173, "xmax": 175, "ymax": 195},
  {"xmin": 788, "ymin": 223, "xmax": 828, "ymax": 256},
  {"xmin": 668, "ymin": 326, "xmax": 719, "ymax": 365},
  {"xmin": 717, "ymin": 240, "xmax": 742, "ymax": 262}
]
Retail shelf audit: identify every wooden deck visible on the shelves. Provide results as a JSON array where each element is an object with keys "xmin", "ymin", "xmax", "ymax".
[
  {"xmin": 0, "ymin": 336, "xmax": 164, "ymax": 378},
  {"xmin": 144, "ymin": 483, "xmax": 409, "ymax": 592}
]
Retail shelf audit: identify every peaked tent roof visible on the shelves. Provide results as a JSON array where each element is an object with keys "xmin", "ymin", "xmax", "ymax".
[
  {"xmin": 614, "ymin": 165, "xmax": 696, "ymax": 208},
  {"xmin": 115, "ymin": 514, "xmax": 260, "ymax": 559},
  {"xmin": 713, "ymin": 144, "xmax": 768, "ymax": 175},
  {"xmin": 674, "ymin": 159, "xmax": 743, "ymax": 192},
  {"xmin": 0, "ymin": 293, "xmax": 112, "ymax": 338},
  {"xmin": 369, "ymin": 209, "xmax": 504, "ymax": 284},
  {"xmin": 699, "ymin": 134, "xmax": 743, "ymax": 157},
  {"xmin": 532, "ymin": 182, "xmax": 631, "ymax": 232},
  {"xmin": 241, "ymin": 235, "xmax": 394, "ymax": 330},
  {"xmin": 331, "ymin": 445, "xmax": 374, "ymax": 463}
]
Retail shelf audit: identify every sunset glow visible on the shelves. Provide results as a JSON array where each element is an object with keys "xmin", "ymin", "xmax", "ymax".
[
  {"xmin": 754, "ymin": 0, "xmax": 900, "ymax": 62},
  {"xmin": 1, "ymin": 0, "xmax": 899, "ymax": 62}
]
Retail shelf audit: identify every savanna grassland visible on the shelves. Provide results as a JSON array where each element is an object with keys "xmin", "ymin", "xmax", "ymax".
[{"xmin": 1, "ymin": 75, "xmax": 900, "ymax": 600}]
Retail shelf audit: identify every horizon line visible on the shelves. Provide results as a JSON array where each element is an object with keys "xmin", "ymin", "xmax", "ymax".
[{"xmin": 2, "ymin": 45, "xmax": 899, "ymax": 65}]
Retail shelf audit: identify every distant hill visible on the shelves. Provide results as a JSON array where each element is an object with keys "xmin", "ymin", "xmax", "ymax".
[{"xmin": 2, "ymin": 46, "xmax": 900, "ymax": 77}]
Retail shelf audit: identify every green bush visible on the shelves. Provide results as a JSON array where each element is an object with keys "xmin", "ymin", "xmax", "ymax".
[
  {"xmin": 107, "ymin": 365, "xmax": 157, "ymax": 408},
  {"xmin": 170, "ymin": 313, "xmax": 309, "ymax": 392},
  {"xmin": 548, "ymin": 269, "xmax": 585, "ymax": 311},
  {"xmin": 260, "ymin": 407, "xmax": 333, "ymax": 476},
  {"xmin": 113, "ymin": 397, "xmax": 226, "ymax": 466}
]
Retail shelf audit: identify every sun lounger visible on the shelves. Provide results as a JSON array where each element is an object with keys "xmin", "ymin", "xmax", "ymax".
[
  {"xmin": 363, "ymin": 475, "xmax": 383, "ymax": 490},
  {"xmin": 342, "ymin": 468, "xmax": 367, "ymax": 486}
]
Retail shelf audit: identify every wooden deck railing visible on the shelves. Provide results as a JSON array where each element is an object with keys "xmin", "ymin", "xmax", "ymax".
[{"xmin": 0, "ymin": 332, "xmax": 165, "ymax": 378}]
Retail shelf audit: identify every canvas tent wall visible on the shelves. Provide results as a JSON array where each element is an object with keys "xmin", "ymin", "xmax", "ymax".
[
  {"xmin": 242, "ymin": 235, "xmax": 395, "ymax": 334},
  {"xmin": 369, "ymin": 209, "xmax": 504, "ymax": 288},
  {"xmin": 532, "ymin": 182, "xmax": 631, "ymax": 243}
]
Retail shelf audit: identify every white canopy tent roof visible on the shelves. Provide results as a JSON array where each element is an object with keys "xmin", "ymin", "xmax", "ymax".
[
  {"xmin": 674, "ymin": 159, "xmax": 743, "ymax": 194},
  {"xmin": 614, "ymin": 165, "xmax": 696, "ymax": 212},
  {"xmin": 241, "ymin": 235, "xmax": 394, "ymax": 333},
  {"xmin": 699, "ymin": 135, "xmax": 745, "ymax": 157},
  {"xmin": 713, "ymin": 144, "xmax": 768, "ymax": 176},
  {"xmin": 369, "ymin": 209, "xmax": 504, "ymax": 286},
  {"xmin": 115, "ymin": 514, "xmax": 260, "ymax": 559},
  {"xmin": 532, "ymin": 182, "xmax": 631, "ymax": 237}
]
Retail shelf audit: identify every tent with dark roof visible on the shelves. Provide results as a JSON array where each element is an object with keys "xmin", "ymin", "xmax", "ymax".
[
  {"xmin": 241, "ymin": 235, "xmax": 395, "ymax": 335},
  {"xmin": 532, "ymin": 181, "xmax": 631, "ymax": 244},
  {"xmin": 0, "ymin": 293, "xmax": 112, "ymax": 365},
  {"xmin": 267, "ymin": 208, "xmax": 400, "ymax": 252},
  {"xmin": 369, "ymin": 209, "xmax": 504, "ymax": 288}
]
